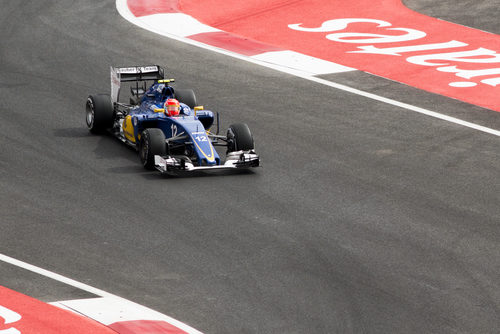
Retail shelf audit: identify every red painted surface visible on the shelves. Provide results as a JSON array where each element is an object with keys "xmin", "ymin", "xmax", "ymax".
[
  {"xmin": 109, "ymin": 320, "xmax": 188, "ymax": 334},
  {"xmin": 127, "ymin": 0, "xmax": 500, "ymax": 111},
  {"xmin": 0, "ymin": 286, "xmax": 115, "ymax": 333},
  {"xmin": 189, "ymin": 31, "xmax": 282, "ymax": 56},
  {"xmin": 127, "ymin": 0, "xmax": 179, "ymax": 16},
  {"xmin": 178, "ymin": 0, "xmax": 500, "ymax": 111}
]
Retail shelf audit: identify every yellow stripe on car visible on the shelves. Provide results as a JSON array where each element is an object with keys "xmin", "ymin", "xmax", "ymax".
[{"xmin": 123, "ymin": 115, "xmax": 136, "ymax": 143}]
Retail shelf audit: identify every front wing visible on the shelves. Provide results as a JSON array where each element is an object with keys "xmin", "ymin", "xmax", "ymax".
[{"xmin": 154, "ymin": 150, "xmax": 260, "ymax": 174}]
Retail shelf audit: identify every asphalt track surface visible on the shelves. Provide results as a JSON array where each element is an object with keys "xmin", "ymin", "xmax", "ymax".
[{"xmin": 1, "ymin": 1, "xmax": 499, "ymax": 333}]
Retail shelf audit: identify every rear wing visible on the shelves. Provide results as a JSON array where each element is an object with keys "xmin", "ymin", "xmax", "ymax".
[
  {"xmin": 115, "ymin": 65, "xmax": 164, "ymax": 82},
  {"xmin": 110, "ymin": 65, "xmax": 165, "ymax": 104}
]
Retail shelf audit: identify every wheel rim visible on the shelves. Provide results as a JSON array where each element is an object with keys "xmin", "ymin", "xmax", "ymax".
[{"xmin": 86, "ymin": 100, "xmax": 94, "ymax": 128}]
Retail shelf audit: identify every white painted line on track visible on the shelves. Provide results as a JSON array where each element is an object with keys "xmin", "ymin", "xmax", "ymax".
[
  {"xmin": 306, "ymin": 76, "xmax": 500, "ymax": 137},
  {"xmin": 0, "ymin": 253, "xmax": 114, "ymax": 298},
  {"xmin": 0, "ymin": 253, "xmax": 203, "ymax": 334},
  {"xmin": 116, "ymin": 0, "xmax": 500, "ymax": 137}
]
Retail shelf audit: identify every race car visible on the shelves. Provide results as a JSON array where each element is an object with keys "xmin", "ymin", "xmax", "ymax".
[{"xmin": 85, "ymin": 65, "xmax": 259, "ymax": 174}]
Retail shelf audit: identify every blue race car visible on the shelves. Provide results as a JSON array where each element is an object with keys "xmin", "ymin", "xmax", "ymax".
[{"xmin": 85, "ymin": 65, "xmax": 259, "ymax": 174}]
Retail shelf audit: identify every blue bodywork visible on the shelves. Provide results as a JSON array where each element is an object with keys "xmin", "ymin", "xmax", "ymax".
[{"xmin": 127, "ymin": 83, "xmax": 220, "ymax": 166}]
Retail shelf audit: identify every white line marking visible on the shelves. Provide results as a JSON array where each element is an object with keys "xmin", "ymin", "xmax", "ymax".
[
  {"xmin": 0, "ymin": 253, "xmax": 203, "ymax": 334},
  {"xmin": 116, "ymin": 0, "xmax": 500, "ymax": 137},
  {"xmin": 306, "ymin": 76, "xmax": 500, "ymax": 136},
  {"xmin": 0, "ymin": 253, "xmax": 114, "ymax": 298}
]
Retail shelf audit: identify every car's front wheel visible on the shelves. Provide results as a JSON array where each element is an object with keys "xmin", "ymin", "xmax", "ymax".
[
  {"xmin": 139, "ymin": 128, "xmax": 166, "ymax": 170},
  {"xmin": 227, "ymin": 123, "xmax": 254, "ymax": 153}
]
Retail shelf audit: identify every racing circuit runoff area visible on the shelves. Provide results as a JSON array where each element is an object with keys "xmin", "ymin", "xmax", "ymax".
[{"xmin": 0, "ymin": 0, "xmax": 500, "ymax": 334}]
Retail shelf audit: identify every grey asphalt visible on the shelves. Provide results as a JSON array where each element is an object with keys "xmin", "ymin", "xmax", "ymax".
[
  {"xmin": 1, "ymin": 1, "xmax": 499, "ymax": 333},
  {"xmin": 404, "ymin": 0, "xmax": 500, "ymax": 35}
]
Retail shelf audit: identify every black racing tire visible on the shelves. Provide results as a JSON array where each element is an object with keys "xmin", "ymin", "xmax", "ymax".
[
  {"xmin": 139, "ymin": 128, "xmax": 166, "ymax": 170},
  {"xmin": 86, "ymin": 94, "xmax": 114, "ymax": 134},
  {"xmin": 227, "ymin": 123, "xmax": 254, "ymax": 152},
  {"xmin": 174, "ymin": 89, "xmax": 197, "ymax": 109}
]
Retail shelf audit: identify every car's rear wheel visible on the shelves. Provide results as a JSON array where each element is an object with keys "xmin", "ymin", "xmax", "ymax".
[
  {"xmin": 139, "ymin": 128, "xmax": 166, "ymax": 170},
  {"xmin": 86, "ymin": 94, "xmax": 114, "ymax": 134},
  {"xmin": 227, "ymin": 123, "xmax": 254, "ymax": 153},
  {"xmin": 174, "ymin": 89, "xmax": 197, "ymax": 109}
]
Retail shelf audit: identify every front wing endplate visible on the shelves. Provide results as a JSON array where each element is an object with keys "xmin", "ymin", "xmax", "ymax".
[{"xmin": 154, "ymin": 150, "xmax": 260, "ymax": 174}]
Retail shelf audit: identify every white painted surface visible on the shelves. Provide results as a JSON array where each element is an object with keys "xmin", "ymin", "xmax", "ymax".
[
  {"xmin": 50, "ymin": 297, "xmax": 203, "ymax": 334},
  {"xmin": 138, "ymin": 13, "xmax": 220, "ymax": 37},
  {"xmin": 251, "ymin": 50, "xmax": 355, "ymax": 75}
]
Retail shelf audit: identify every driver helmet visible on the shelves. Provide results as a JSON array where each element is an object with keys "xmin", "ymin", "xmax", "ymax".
[{"xmin": 164, "ymin": 98, "xmax": 180, "ymax": 117}]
